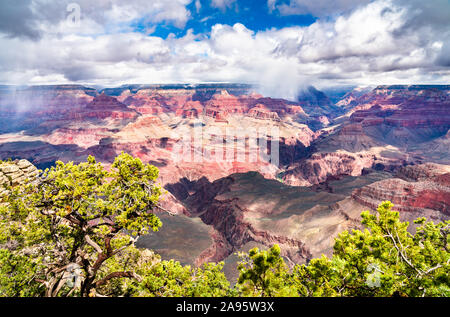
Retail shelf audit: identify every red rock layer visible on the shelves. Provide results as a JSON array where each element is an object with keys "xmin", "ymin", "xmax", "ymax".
[
  {"xmin": 119, "ymin": 88, "xmax": 308, "ymax": 122},
  {"xmin": 352, "ymin": 164, "xmax": 450, "ymax": 215},
  {"xmin": 343, "ymin": 86, "xmax": 450, "ymax": 133},
  {"xmin": 67, "ymin": 93, "xmax": 138, "ymax": 120}
]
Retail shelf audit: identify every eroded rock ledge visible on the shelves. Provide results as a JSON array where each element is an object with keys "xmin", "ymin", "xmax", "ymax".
[{"xmin": 0, "ymin": 159, "xmax": 39, "ymax": 196}]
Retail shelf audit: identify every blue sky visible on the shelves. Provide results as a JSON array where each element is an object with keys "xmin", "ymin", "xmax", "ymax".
[
  {"xmin": 132, "ymin": 0, "xmax": 317, "ymax": 38},
  {"xmin": 0, "ymin": 0, "xmax": 448, "ymax": 99}
]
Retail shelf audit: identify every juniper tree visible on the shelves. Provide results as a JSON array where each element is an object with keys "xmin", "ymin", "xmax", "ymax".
[
  {"xmin": 292, "ymin": 201, "xmax": 450, "ymax": 297},
  {"xmin": 0, "ymin": 153, "xmax": 163, "ymax": 297}
]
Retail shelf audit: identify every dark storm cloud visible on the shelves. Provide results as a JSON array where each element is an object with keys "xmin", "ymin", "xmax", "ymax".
[
  {"xmin": 60, "ymin": 65, "xmax": 100, "ymax": 82},
  {"xmin": 0, "ymin": 0, "xmax": 192, "ymax": 40},
  {"xmin": 392, "ymin": 0, "xmax": 450, "ymax": 69},
  {"xmin": 436, "ymin": 42, "xmax": 450, "ymax": 67},
  {"xmin": 396, "ymin": 0, "xmax": 450, "ymax": 30},
  {"xmin": 0, "ymin": 0, "xmax": 41, "ymax": 39}
]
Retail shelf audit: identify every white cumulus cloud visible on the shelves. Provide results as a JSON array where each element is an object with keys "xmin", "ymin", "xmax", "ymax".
[{"xmin": 0, "ymin": 0, "xmax": 448, "ymax": 100}]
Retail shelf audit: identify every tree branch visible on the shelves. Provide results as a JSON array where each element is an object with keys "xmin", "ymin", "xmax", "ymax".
[
  {"xmin": 94, "ymin": 271, "xmax": 142, "ymax": 288},
  {"xmin": 85, "ymin": 235, "xmax": 103, "ymax": 254},
  {"xmin": 156, "ymin": 205, "xmax": 177, "ymax": 216}
]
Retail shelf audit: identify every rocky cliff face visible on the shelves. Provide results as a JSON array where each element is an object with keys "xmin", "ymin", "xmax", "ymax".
[
  {"xmin": 282, "ymin": 152, "xmax": 378, "ymax": 186},
  {"xmin": 169, "ymin": 173, "xmax": 321, "ymax": 265},
  {"xmin": 344, "ymin": 86, "xmax": 450, "ymax": 144},
  {"xmin": 352, "ymin": 163, "xmax": 450, "ymax": 217},
  {"xmin": 338, "ymin": 85, "xmax": 449, "ymax": 111},
  {"xmin": 352, "ymin": 177, "xmax": 450, "ymax": 216},
  {"xmin": 396, "ymin": 163, "xmax": 450, "ymax": 181},
  {"xmin": 0, "ymin": 159, "xmax": 39, "ymax": 196},
  {"xmin": 1, "ymin": 84, "xmax": 448, "ymax": 185}
]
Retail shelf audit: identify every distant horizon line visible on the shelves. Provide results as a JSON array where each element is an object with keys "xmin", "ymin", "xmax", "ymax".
[{"xmin": 1, "ymin": 83, "xmax": 449, "ymax": 89}]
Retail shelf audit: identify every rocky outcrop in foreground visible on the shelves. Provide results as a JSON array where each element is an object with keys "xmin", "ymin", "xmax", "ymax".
[{"xmin": 0, "ymin": 159, "xmax": 39, "ymax": 196}]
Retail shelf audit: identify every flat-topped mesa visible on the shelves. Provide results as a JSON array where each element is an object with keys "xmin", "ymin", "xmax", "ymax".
[
  {"xmin": 86, "ymin": 93, "xmax": 129, "ymax": 110},
  {"xmin": 5, "ymin": 85, "xmax": 97, "ymax": 101},
  {"xmin": 69, "ymin": 93, "xmax": 139, "ymax": 120},
  {"xmin": 373, "ymin": 84, "xmax": 450, "ymax": 93},
  {"xmin": 21, "ymin": 84, "xmax": 97, "ymax": 93},
  {"xmin": 103, "ymin": 83, "xmax": 251, "ymax": 96},
  {"xmin": 368, "ymin": 85, "xmax": 450, "ymax": 103},
  {"xmin": 0, "ymin": 159, "xmax": 39, "ymax": 196},
  {"xmin": 350, "ymin": 102, "xmax": 450, "ymax": 126},
  {"xmin": 0, "ymin": 86, "xmax": 96, "ymax": 135}
]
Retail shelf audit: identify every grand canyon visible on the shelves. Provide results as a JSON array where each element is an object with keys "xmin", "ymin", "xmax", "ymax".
[{"xmin": 1, "ymin": 83, "xmax": 449, "ymax": 280}]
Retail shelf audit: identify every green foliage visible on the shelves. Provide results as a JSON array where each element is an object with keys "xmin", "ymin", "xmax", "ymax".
[
  {"xmin": 133, "ymin": 260, "xmax": 231, "ymax": 297},
  {"xmin": 0, "ymin": 152, "xmax": 163, "ymax": 297},
  {"xmin": 0, "ymin": 249, "xmax": 42, "ymax": 297},
  {"xmin": 292, "ymin": 201, "xmax": 450, "ymax": 297},
  {"xmin": 292, "ymin": 256, "xmax": 345, "ymax": 297},
  {"xmin": 0, "ymin": 158, "xmax": 13, "ymax": 164},
  {"xmin": 237, "ymin": 245, "xmax": 296, "ymax": 296}
]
